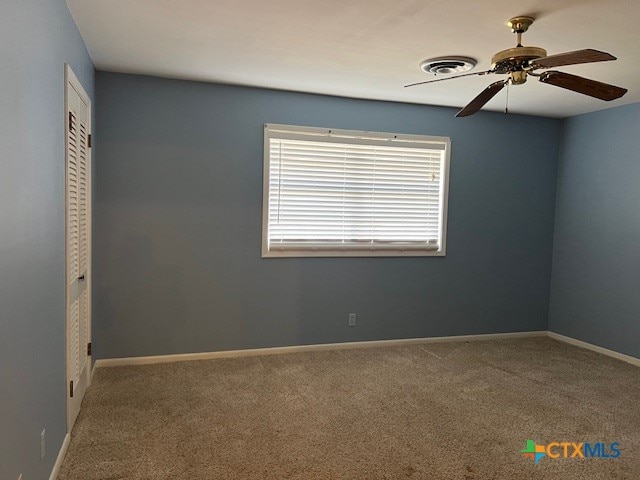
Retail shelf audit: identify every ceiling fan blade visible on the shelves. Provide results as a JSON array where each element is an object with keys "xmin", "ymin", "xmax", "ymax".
[
  {"xmin": 539, "ymin": 71, "xmax": 627, "ymax": 101},
  {"xmin": 404, "ymin": 70, "xmax": 493, "ymax": 88},
  {"xmin": 456, "ymin": 80, "xmax": 508, "ymax": 117},
  {"xmin": 530, "ymin": 49, "xmax": 616, "ymax": 69}
]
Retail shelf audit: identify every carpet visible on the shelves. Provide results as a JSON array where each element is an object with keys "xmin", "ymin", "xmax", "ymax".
[{"xmin": 58, "ymin": 337, "xmax": 640, "ymax": 479}]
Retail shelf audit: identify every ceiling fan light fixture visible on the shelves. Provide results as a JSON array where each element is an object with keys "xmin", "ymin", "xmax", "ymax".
[{"xmin": 420, "ymin": 56, "xmax": 477, "ymax": 75}]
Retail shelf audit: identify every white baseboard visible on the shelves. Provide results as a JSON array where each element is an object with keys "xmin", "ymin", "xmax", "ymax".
[
  {"xmin": 548, "ymin": 331, "xmax": 640, "ymax": 367},
  {"xmin": 49, "ymin": 433, "xmax": 70, "ymax": 480},
  {"xmin": 94, "ymin": 331, "xmax": 547, "ymax": 368},
  {"xmin": 92, "ymin": 331, "xmax": 640, "ymax": 370}
]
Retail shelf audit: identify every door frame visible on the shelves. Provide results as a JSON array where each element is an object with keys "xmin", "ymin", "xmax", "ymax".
[{"xmin": 64, "ymin": 63, "xmax": 92, "ymax": 433}]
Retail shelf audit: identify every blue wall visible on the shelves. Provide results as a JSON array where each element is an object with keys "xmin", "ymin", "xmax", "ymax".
[
  {"xmin": 0, "ymin": 1, "xmax": 94, "ymax": 478},
  {"xmin": 549, "ymin": 103, "xmax": 640, "ymax": 358},
  {"xmin": 94, "ymin": 72, "xmax": 561, "ymax": 360}
]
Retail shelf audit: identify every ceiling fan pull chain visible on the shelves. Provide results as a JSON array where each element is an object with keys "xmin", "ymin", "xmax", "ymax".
[{"xmin": 505, "ymin": 80, "xmax": 510, "ymax": 114}]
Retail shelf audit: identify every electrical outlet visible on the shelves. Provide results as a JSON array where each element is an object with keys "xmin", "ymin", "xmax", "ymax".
[
  {"xmin": 348, "ymin": 313, "xmax": 356, "ymax": 327},
  {"xmin": 41, "ymin": 428, "xmax": 46, "ymax": 459}
]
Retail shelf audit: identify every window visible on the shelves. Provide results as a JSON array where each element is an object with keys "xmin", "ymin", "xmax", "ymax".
[{"xmin": 262, "ymin": 124, "xmax": 450, "ymax": 257}]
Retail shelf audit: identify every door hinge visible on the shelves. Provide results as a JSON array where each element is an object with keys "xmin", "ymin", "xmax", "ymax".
[
  {"xmin": 87, "ymin": 134, "xmax": 92, "ymax": 148},
  {"xmin": 87, "ymin": 342, "xmax": 92, "ymax": 356},
  {"xmin": 68, "ymin": 111, "xmax": 74, "ymax": 132},
  {"xmin": 69, "ymin": 380, "xmax": 74, "ymax": 398}
]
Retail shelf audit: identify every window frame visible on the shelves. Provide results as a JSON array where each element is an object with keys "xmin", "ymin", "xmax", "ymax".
[{"xmin": 261, "ymin": 123, "xmax": 451, "ymax": 258}]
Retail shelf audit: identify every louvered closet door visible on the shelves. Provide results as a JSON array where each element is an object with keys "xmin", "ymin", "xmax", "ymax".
[{"xmin": 66, "ymin": 65, "xmax": 92, "ymax": 432}]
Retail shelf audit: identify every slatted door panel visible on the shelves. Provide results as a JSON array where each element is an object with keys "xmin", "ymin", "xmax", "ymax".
[
  {"xmin": 78, "ymin": 121, "xmax": 88, "ymax": 276},
  {"xmin": 79, "ymin": 289, "xmax": 89, "ymax": 373},
  {"xmin": 68, "ymin": 298, "xmax": 80, "ymax": 388},
  {"xmin": 78, "ymin": 119, "xmax": 89, "ymax": 375},
  {"xmin": 67, "ymin": 111, "xmax": 81, "ymax": 392},
  {"xmin": 67, "ymin": 112, "xmax": 80, "ymax": 285}
]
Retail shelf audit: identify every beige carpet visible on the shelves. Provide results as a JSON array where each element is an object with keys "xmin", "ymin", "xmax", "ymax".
[{"xmin": 58, "ymin": 338, "xmax": 640, "ymax": 479}]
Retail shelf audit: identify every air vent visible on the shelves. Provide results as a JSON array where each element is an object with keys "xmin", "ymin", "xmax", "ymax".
[{"xmin": 420, "ymin": 56, "xmax": 477, "ymax": 75}]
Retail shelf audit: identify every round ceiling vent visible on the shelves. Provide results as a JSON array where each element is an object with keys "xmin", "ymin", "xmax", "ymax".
[{"xmin": 420, "ymin": 56, "xmax": 477, "ymax": 75}]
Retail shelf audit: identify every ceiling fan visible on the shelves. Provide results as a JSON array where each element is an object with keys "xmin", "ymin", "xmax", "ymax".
[{"xmin": 405, "ymin": 16, "xmax": 628, "ymax": 117}]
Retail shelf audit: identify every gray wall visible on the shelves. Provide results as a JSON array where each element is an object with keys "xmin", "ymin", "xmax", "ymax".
[
  {"xmin": 95, "ymin": 72, "xmax": 561, "ymax": 360},
  {"xmin": 549, "ymin": 103, "xmax": 640, "ymax": 358},
  {"xmin": 0, "ymin": 1, "xmax": 94, "ymax": 478}
]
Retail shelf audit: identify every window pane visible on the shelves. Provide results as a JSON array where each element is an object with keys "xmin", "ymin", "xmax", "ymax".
[{"xmin": 263, "ymin": 125, "xmax": 450, "ymax": 257}]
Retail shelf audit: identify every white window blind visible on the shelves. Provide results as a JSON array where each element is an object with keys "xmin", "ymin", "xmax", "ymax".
[{"xmin": 262, "ymin": 124, "xmax": 450, "ymax": 257}]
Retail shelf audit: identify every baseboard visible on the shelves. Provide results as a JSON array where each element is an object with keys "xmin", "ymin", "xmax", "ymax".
[
  {"xmin": 548, "ymin": 331, "xmax": 640, "ymax": 367},
  {"xmin": 91, "ymin": 331, "xmax": 640, "ymax": 369},
  {"xmin": 94, "ymin": 331, "xmax": 547, "ymax": 368},
  {"xmin": 49, "ymin": 433, "xmax": 70, "ymax": 480}
]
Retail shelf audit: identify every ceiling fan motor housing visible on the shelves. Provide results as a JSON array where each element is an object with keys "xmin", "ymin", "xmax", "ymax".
[{"xmin": 491, "ymin": 46, "xmax": 547, "ymax": 76}]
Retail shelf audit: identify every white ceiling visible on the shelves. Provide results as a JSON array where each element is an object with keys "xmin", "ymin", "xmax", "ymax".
[{"xmin": 68, "ymin": 0, "xmax": 640, "ymax": 118}]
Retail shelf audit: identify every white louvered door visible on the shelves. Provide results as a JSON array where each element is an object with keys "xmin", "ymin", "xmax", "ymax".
[{"xmin": 65, "ymin": 65, "xmax": 92, "ymax": 432}]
